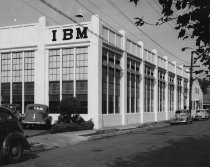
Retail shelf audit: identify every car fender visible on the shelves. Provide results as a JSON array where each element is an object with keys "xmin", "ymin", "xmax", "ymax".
[{"xmin": 2, "ymin": 132, "xmax": 30, "ymax": 155}]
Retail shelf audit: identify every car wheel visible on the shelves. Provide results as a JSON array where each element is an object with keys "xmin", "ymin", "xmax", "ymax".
[{"xmin": 7, "ymin": 140, "xmax": 23, "ymax": 164}]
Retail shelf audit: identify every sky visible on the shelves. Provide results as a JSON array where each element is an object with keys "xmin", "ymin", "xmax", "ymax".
[{"xmin": 0, "ymin": 0, "xmax": 197, "ymax": 67}]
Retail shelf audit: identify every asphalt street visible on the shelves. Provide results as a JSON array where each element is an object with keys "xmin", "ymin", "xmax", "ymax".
[{"xmin": 3, "ymin": 119, "xmax": 210, "ymax": 167}]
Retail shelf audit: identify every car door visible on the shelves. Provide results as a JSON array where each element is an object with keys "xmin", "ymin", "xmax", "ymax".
[{"xmin": 0, "ymin": 111, "xmax": 6, "ymax": 147}]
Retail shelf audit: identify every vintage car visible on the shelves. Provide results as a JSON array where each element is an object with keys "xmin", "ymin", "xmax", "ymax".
[
  {"xmin": 21, "ymin": 104, "xmax": 52, "ymax": 128},
  {"xmin": 169, "ymin": 109, "xmax": 193, "ymax": 125},
  {"xmin": 192, "ymin": 109, "xmax": 210, "ymax": 120},
  {"xmin": 0, "ymin": 106, "xmax": 30, "ymax": 164},
  {"xmin": 8, "ymin": 104, "xmax": 22, "ymax": 121}
]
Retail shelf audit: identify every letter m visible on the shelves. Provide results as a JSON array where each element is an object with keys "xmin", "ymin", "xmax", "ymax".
[{"xmin": 76, "ymin": 27, "xmax": 88, "ymax": 39}]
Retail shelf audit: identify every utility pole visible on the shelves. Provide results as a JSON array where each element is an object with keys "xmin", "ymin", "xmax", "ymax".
[{"xmin": 184, "ymin": 51, "xmax": 199, "ymax": 113}]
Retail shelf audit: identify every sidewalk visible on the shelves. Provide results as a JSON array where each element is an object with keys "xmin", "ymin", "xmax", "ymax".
[{"xmin": 29, "ymin": 121, "xmax": 169, "ymax": 152}]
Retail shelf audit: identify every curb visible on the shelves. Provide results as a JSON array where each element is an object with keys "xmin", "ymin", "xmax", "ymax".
[
  {"xmin": 29, "ymin": 121, "xmax": 170, "ymax": 152},
  {"xmin": 89, "ymin": 121, "xmax": 170, "ymax": 141}
]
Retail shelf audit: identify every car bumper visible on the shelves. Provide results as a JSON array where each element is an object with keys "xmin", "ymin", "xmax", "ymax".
[
  {"xmin": 22, "ymin": 121, "xmax": 47, "ymax": 125},
  {"xmin": 193, "ymin": 116, "xmax": 205, "ymax": 120},
  {"xmin": 169, "ymin": 119, "xmax": 187, "ymax": 124}
]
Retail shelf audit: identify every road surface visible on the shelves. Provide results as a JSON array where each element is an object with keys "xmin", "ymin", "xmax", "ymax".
[{"xmin": 4, "ymin": 119, "xmax": 210, "ymax": 167}]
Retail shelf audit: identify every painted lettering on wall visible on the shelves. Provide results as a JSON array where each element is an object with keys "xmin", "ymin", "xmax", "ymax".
[{"xmin": 52, "ymin": 27, "xmax": 88, "ymax": 41}]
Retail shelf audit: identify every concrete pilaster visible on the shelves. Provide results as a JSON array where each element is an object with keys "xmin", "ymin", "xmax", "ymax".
[
  {"xmin": 22, "ymin": 52, "xmax": 25, "ymax": 114},
  {"xmin": 119, "ymin": 30, "xmax": 127, "ymax": 125},
  {"xmin": 138, "ymin": 41, "xmax": 144, "ymax": 123},
  {"xmin": 152, "ymin": 49, "xmax": 158, "ymax": 122},
  {"xmin": 164, "ymin": 56, "xmax": 169, "ymax": 120},
  {"xmin": 88, "ymin": 15, "xmax": 102, "ymax": 129},
  {"xmin": 173, "ymin": 61, "xmax": 177, "ymax": 111},
  {"xmin": 180, "ymin": 65, "xmax": 184, "ymax": 109},
  {"xmin": 35, "ymin": 16, "xmax": 47, "ymax": 104}
]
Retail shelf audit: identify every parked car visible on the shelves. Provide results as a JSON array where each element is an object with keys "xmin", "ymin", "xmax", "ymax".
[
  {"xmin": 169, "ymin": 109, "xmax": 193, "ymax": 125},
  {"xmin": 21, "ymin": 104, "xmax": 52, "ymax": 128},
  {"xmin": 192, "ymin": 109, "xmax": 210, "ymax": 120},
  {"xmin": 0, "ymin": 106, "xmax": 30, "ymax": 164},
  {"xmin": 8, "ymin": 104, "xmax": 22, "ymax": 121}
]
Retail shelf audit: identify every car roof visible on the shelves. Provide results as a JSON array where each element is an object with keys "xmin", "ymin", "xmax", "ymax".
[
  {"xmin": 176, "ymin": 109, "xmax": 189, "ymax": 112},
  {"xmin": 0, "ymin": 106, "xmax": 16, "ymax": 118},
  {"xmin": 25, "ymin": 104, "xmax": 48, "ymax": 111}
]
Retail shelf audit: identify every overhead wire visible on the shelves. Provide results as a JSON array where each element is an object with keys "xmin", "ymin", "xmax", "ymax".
[
  {"xmin": 21, "ymin": 0, "xmax": 61, "ymax": 25},
  {"xmin": 31, "ymin": 0, "xmax": 189, "ymax": 65},
  {"xmin": 105, "ymin": 0, "xmax": 190, "ymax": 65},
  {"xmin": 76, "ymin": 0, "xmax": 154, "ymax": 49},
  {"xmin": 151, "ymin": 0, "xmax": 196, "ymax": 48}
]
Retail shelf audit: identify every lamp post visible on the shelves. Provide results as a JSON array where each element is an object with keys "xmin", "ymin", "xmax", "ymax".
[
  {"xmin": 189, "ymin": 51, "xmax": 194, "ymax": 113},
  {"xmin": 184, "ymin": 50, "xmax": 199, "ymax": 113}
]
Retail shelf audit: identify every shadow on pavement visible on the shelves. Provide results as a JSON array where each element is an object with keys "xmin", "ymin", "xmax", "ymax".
[{"xmin": 108, "ymin": 135, "xmax": 210, "ymax": 167}]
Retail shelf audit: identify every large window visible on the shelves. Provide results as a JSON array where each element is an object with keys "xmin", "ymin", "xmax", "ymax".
[
  {"xmin": 49, "ymin": 49, "xmax": 60, "ymax": 113},
  {"xmin": 1, "ymin": 51, "xmax": 35, "ymax": 108},
  {"xmin": 127, "ymin": 58, "xmax": 141, "ymax": 113},
  {"xmin": 144, "ymin": 65, "xmax": 154, "ymax": 112},
  {"xmin": 158, "ymin": 71, "xmax": 165, "ymax": 112},
  {"xmin": 168, "ymin": 75, "xmax": 175, "ymax": 111},
  {"xmin": 62, "ymin": 49, "xmax": 74, "ymax": 99},
  {"xmin": 177, "ymin": 77, "xmax": 182, "ymax": 110},
  {"xmin": 49, "ymin": 47, "xmax": 88, "ymax": 114},
  {"xmin": 24, "ymin": 51, "xmax": 34, "ymax": 107},
  {"xmin": 1, "ymin": 53, "xmax": 10, "ymax": 104},
  {"xmin": 102, "ymin": 48, "xmax": 122, "ymax": 114},
  {"xmin": 76, "ymin": 47, "xmax": 88, "ymax": 114},
  {"xmin": 12, "ymin": 52, "xmax": 22, "ymax": 105},
  {"xmin": 184, "ymin": 79, "xmax": 188, "ymax": 109}
]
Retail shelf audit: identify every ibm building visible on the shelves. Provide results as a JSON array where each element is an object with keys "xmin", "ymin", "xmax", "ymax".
[{"xmin": 0, "ymin": 15, "xmax": 189, "ymax": 129}]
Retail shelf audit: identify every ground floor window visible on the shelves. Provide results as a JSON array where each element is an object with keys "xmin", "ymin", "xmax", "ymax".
[
  {"xmin": 49, "ymin": 81, "xmax": 60, "ymax": 113},
  {"xmin": 1, "ymin": 83, "xmax": 10, "ymax": 104},
  {"xmin": 144, "ymin": 65, "xmax": 154, "ymax": 112},
  {"xmin": 12, "ymin": 82, "xmax": 22, "ymax": 105},
  {"xmin": 168, "ymin": 84, "xmax": 174, "ymax": 111},
  {"xmin": 76, "ymin": 80, "xmax": 88, "ymax": 114},
  {"xmin": 102, "ymin": 48, "xmax": 121, "ymax": 114},
  {"xmin": 24, "ymin": 82, "xmax": 34, "ymax": 108}
]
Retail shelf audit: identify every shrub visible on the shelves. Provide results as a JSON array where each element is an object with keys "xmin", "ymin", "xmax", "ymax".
[
  {"xmin": 50, "ymin": 119, "xmax": 94, "ymax": 134},
  {"xmin": 58, "ymin": 97, "xmax": 81, "ymax": 123}
]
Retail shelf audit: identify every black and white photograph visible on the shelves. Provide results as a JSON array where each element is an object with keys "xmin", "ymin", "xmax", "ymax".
[{"xmin": 0, "ymin": 0, "xmax": 210, "ymax": 166}]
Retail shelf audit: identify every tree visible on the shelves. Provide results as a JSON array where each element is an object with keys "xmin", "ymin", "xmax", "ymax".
[
  {"xmin": 58, "ymin": 97, "xmax": 81, "ymax": 124},
  {"xmin": 198, "ymin": 78, "xmax": 210, "ymax": 94},
  {"xmin": 130, "ymin": 0, "xmax": 210, "ymax": 77}
]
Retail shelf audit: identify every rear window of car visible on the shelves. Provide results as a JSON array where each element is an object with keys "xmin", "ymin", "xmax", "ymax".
[
  {"xmin": 176, "ymin": 110, "xmax": 188, "ymax": 114},
  {"xmin": 196, "ymin": 110, "xmax": 204, "ymax": 113},
  {"xmin": 28, "ymin": 106, "xmax": 44, "ymax": 111}
]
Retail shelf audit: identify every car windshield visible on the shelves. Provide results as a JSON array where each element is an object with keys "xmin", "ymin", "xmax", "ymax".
[
  {"xmin": 176, "ymin": 110, "xmax": 187, "ymax": 114},
  {"xmin": 196, "ymin": 110, "xmax": 203, "ymax": 113}
]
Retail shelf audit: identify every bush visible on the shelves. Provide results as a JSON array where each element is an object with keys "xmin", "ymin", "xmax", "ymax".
[
  {"xmin": 50, "ymin": 119, "xmax": 94, "ymax": 134},
  {"xmin": 58, "ymin": 97, "xmax": 80, "ymax": 123}
]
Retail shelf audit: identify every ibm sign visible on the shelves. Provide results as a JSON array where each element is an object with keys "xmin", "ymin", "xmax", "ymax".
[{"xmin": 51, "ymin": 27, "xmax": 88, "ymax": 42}]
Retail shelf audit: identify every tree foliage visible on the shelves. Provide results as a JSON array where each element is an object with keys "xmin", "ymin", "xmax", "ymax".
[
  {"xmin": 198, "ymin": 78, "xmax": 210, "ymax": 94},
  {"xmin": 130, "ymin": 0, "xmax": 210, "ymax": 77},
  {"xmin": 58, "ymin": 97, "xmax": 81, "ymax": 123}
]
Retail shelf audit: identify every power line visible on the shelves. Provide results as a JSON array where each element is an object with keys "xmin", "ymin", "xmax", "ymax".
[
  {"xmin": 151, "ymin": 0, "xmax": 196, "ymax": 48},
  {"xmin": 38, "ymin": 0, "xmax": 106, "ymax": 44},
  {"xmin": 21, "ymin": 0, "xmax": 104, "ymax": 50},
  {"xmin": 38, "ymin": 0, "xmax": 189, "ymax": 65},
  {"xmin": 74, "ymin": 0, "xmax": 120, "ymax": 37},
  {"xmin": 78, "ymin": 0, "xmax": 154, "ymax": 49},
  {"xmin": 105, "ymin": 0, "xmax": 190, "ymax": 65},
  {"xmin": 21, "ymin": 0, "xmax": 61, "ymax": 25}
]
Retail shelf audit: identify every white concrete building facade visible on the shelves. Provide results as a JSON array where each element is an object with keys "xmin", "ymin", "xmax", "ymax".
[
  {"xmin": 0, "ymin": 16, "xmax": 189, "ymax": 129},
  {"xmin": 191, "ymin": 79, "xmax": 203, "ymax": 112}
]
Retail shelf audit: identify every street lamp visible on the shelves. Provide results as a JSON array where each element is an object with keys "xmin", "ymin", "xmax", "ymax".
[
  {"xmin": 184, "ymin": 50, "xmax": 199, "ymax": 113},
  {"xmin": 75, "ymin": 9, "xmax": 84, "ymax": 19}
]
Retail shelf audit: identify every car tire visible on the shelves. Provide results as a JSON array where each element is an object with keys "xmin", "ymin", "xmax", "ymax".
[{"xmin": 7, "ymin": 140, "xmax": 23, "ymax": 164}]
